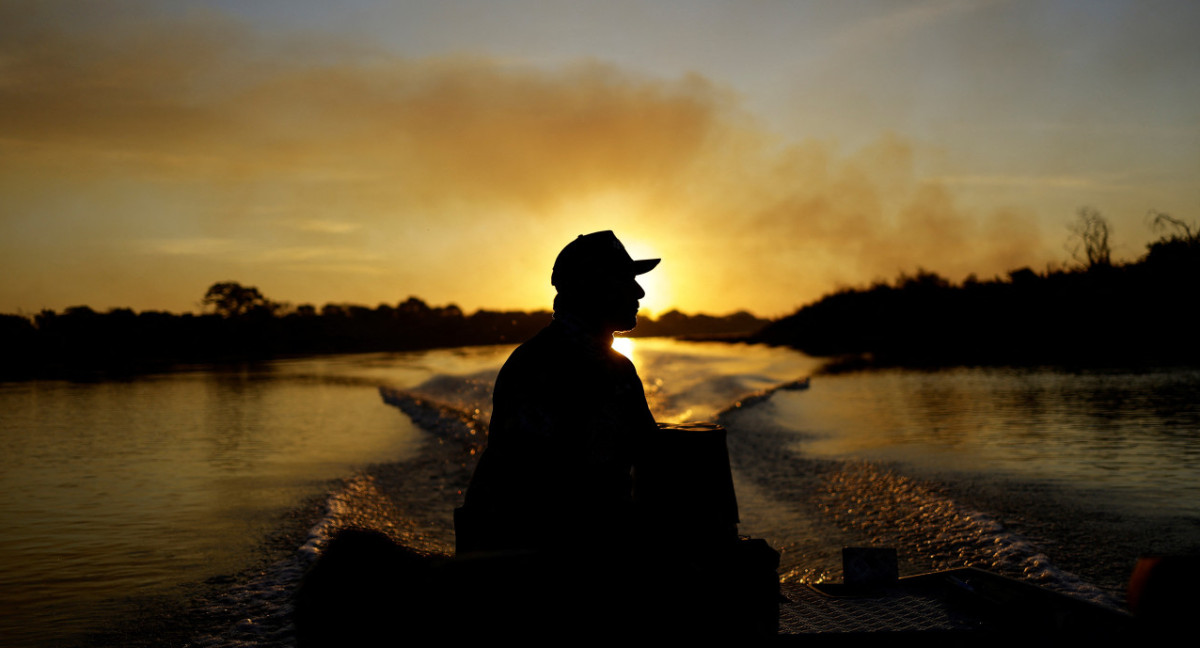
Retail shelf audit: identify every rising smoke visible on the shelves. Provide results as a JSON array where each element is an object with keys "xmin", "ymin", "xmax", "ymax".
[{"xmin": 0, "ymin": 1, "xmax": 1050, "ymax": 315}]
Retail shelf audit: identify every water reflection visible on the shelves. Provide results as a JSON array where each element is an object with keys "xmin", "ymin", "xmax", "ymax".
[
  {"xmin": 3, "ymin": 344, "xmax": 1197, "ymax": 645},
  {"xmin": 775, "ymin": 366, "xmax": 1200, "ymax": 516},
  {"xmin": 0, "ymin": 355, "xmax": 450, "ymax": 647}
]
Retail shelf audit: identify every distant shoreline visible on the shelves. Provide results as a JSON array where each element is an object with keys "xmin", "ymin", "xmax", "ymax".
[
  {"xmin": 10, "ymin": 220, "xmax": 1199, "ymax": 382},
  {"xmin": 0, "ymin": 295, "xmax": 766, "ymax": 382},
  {"xmin": 10, "ymin": 333, "xmax": 1199, "ymax": 385}
]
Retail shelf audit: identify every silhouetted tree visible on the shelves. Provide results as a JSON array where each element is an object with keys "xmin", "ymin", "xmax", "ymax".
[
  {"xmin": 0, "ymin": 314, "xmax": 37, "ymax": 378},
  {"xmin": 398, "ymin": 297, "xmax": 431, "ymax": 317},
  {"xmin": 1145, "ymin": 212, "xmax": 1200, "ymax": 269},
  {"xmin": 1007, "ymin": 267, "xmax": 1039, "ymax": 286},
  {"xmin": 4, "ymin": 280, "xmax": 768, "ymax": 378},
  {"xmin": 202, "ymin": 282, "xmax": 275, "ymax": 317},
  {"xmin": 321, "ymin": 303, "xmax": 348, "ymax": 318},
  {"xmin": 1149, "ymin": 211, "xmax": 1199, "ymax": 244},
  {"xmin": 1068, "ymin": 207, "xmax": 1112, "ymax": 269}
]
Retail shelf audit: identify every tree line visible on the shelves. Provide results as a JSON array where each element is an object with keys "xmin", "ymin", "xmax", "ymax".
[
  {"xmin": 5, "ymin": 208, "xmax": 1196, "ymax": 379},
  {"xmin": 753, "ymin": 210, "xmax": 1200, "ymax": 368},
  {"xmin": 0, "ymin": 288, "xmax": 766, "ymax": 380}
]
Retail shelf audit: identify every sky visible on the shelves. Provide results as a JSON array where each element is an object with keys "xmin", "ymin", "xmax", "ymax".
[{"xmin": 2, "ymin": 0, "xmax": 1198, "ymax": 317}]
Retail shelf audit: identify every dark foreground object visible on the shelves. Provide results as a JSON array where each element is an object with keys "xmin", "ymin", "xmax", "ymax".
[
  {"xmin": 296, "ymin": 531, "xmax": 1147, "ymax": 647},
  {"xmin": 779, "ymin": 567, "xmax": 1135, "ymax": 646},
  {"xmin": 295, "ymin": 527, "xmax": 780, "ymax": 645}
]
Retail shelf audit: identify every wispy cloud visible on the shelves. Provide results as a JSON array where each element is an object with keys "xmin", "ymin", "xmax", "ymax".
[
  {"xmin": 822, "ymin": 0, "xmax": 1002, "ymax": 53},
  {"xmin": 929, "ymin": 172, "xmax": 1139, "ymax": 192},
  {"xmin": 140, "ymin": 238, "xmax": 244, "ymax": 256},
  {"xmin": 296, "ymin": 220, "xmax": 363, "ymax": 234},
  {"xmin": 256, "ymin": 246, "xmax": 381, "ymax": 264},
  {"xmin": 283, "ymin": 263, "xmax": 388, "ymax": 276},
  {"xmin": 931, "ymin": 174, "xmax": 1099, "ymax": 189}
]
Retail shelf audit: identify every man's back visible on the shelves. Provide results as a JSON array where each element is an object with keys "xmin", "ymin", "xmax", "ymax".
[{"xmin": 463, "ymin": 319, "xmax": 656, "ymax": 551}]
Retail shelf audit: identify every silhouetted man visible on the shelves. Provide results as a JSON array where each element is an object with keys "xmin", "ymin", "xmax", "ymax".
[
  {"xmin": 451, "ymin": 233, "xmax": 778, "ymax": 640},
  {"xmin": 460, "ymin": 230, "xmax": 660, "ymax": 553}
]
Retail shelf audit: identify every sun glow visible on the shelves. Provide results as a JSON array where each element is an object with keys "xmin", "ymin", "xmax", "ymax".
[
  {"xmin": 611, "ymin": 336, "xmax": 635, "ymax": 360},
  {"xmin": 553, "ymin": 191, "xmax": 674, "ymax": 315},
  {"xmin": 621, "ymin": 239, "xmax": 671, "ymax": 316}
]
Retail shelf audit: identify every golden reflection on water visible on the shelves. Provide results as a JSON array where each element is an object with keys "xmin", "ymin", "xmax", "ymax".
[
  {"xmin": 769, "ymin": 368, "xmax": 1200, "ymax": 513},
  {"xmin": 0, "ymin": 351, "xmax": 507, "ymax": 647}
]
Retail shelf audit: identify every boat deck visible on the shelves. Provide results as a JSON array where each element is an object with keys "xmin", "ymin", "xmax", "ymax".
[{"xmin": 776, "ymin": 568, "xmax": 1133, "ymax": 646}]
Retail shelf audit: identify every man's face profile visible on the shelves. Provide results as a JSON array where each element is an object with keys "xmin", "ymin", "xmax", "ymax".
[
  {"xmin": 551, "ymin": 231, "xmax": 658, "ymax": 334},
  {"xmin": 596, "ymin": 273, "xmax": 645, "ymax": 334},
  {"xmin": 563, "ymin": 272, "xmax": 645, "ymax": 334}
]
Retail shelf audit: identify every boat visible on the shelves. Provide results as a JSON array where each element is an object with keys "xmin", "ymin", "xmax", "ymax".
[
  {"xmin": 778, "ymin": 561, "xmax": 1136, "ymax": 645},
  {"xmin": 353, "ymin": 388, "xmax": 1163, "ymax": 645}
]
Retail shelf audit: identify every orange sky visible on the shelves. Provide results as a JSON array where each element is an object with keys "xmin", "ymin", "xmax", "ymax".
[{"xmin": 2, "ymin": 1, "xmax": 1198, "ymax": 317}]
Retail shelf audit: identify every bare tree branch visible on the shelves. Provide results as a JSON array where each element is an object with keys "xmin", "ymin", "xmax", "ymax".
[{"xmin": 1067, "ymin": 207, "xmax": 1112, "ymax": 269}]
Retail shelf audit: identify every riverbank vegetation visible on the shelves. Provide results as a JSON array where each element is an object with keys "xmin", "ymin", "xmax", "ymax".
[
  {"xmin": 5, "ymin": 209, "xmax": 1196, "ymax": 379},
  {"xmin": 0, "ymin": 288, "xmax": 765, "ymax": 380},
  {"xmin": 754, "ymin": 210, "xmax": 1200, "ymax": 368}
]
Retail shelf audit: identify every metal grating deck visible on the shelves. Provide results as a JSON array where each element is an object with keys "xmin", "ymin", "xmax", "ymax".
[{"xmin": 780, "ymin": 581, "xmax": 979, "ymax": 635}]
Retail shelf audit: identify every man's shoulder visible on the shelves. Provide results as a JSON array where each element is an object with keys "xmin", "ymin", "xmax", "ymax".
[
  {"xmin": 496, "ymin": 325, "xmax": 563, "ymax": 380},
  {"xmin": 506, "ymin": 323, "xmax": 562, "ymax": 361},
  {"xmin": 497, "ymin": 322, "xmax": 628, "ymax": 384}
]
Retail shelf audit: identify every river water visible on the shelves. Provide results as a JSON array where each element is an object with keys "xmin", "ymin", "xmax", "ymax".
[{"xmin": 1, "ymin": 339, "xmax": 1197, "ymax": 646}]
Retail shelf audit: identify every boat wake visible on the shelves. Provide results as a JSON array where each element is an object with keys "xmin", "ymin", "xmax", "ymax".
[
  {"xmin": 719, "ymin": 393, "xmax": 1121, "ymax": 608},
  {"xmin": 188, "ymin": 344, "xmax": 1125, "ymax": 646}
]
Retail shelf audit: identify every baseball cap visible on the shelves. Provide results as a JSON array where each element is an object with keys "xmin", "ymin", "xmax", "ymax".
[{"xmin": 551, "ymin": 231, "xmax": 660, "ymax": 287}]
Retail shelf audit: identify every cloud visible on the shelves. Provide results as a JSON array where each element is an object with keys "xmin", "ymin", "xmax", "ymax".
[
  {"xmin": 931, "ymin": 174, "xmax": 1100, "ymax": 189},
  {"xmin": 256, "ymin": 246, "xmax": 381, "ymax": 264},
  {"xmin": 140, "ymin": 238, "xmax": 244, "ymax": 257},
  {"xmin": 0, "ymin": 1, "xmax": 1056, "ymax": 315},
  {"xmin": 1, "ymin": 2, "xmax": 724, "ymax": 209},
  {"xmin": 822, "ymin": 0, "xmax": 1000, "ymax": 54},
  {"xmin": 670, "ymin": 134, "xmax": 1047, "ymax": 306},
  {"xmin": 296, "ymin": 220, "xmax": 363, "ymax": 234}
]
